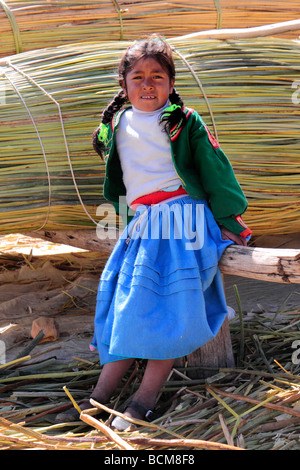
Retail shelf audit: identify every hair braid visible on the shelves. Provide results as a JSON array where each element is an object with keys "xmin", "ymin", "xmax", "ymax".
[
  {"xmin": 160, "ymin": 88, "xmax": 187, "ymax": 133},
  {"xmin": 92, "ymin": 89, "xmax": 128, "ymax": 159},
  {"xmin": 169, "ymin": 88, "xmax": 184, "ymax": 107},
  {"xmin": 102, "ymin": 89, "xmax": 128, "ymax": 124}
]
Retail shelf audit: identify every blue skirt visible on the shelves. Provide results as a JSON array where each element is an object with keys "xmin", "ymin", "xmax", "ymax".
[{"xmin": 91, "ymin": 196, "xmax": 233, "ymax": 364}]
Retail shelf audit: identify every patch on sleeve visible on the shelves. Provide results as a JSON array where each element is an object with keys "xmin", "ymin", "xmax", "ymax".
[{"xmin": 204, "ymin": 125, "xmax": 220, "ymax": 149}]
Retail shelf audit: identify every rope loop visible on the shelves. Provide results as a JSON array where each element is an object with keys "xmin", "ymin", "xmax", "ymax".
[
  {"xmin": 172, "ymin": 48, "xmax": 218, "ymax": 140},
  {"xmin": 3, "ymin": 60, "xmax": 99, "ymax": 229}
]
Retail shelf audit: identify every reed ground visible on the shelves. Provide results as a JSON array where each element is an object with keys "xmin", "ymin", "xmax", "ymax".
[{"xmin": 0, "ymin": 233, "xmax": 300, "ymax": 451}]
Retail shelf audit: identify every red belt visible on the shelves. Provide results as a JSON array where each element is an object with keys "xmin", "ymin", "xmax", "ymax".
[{"xmin": 131, "ymin": 186, "xmax": 187, "ymax": 210}]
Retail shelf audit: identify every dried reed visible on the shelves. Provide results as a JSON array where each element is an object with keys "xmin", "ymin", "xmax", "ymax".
[
  {"xmin": 0, "ymin": 296, "xmax": 300, "ymax": 450},
  {"xmin": 0, "ymin": 37, "xmax": 299, "ymax": 235},
  {"xmin": 1, "ymin": 0, "xmax": 300, "ymax": 57}
]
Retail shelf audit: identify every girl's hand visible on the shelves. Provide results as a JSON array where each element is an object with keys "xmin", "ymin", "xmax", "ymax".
[{"xmin": 221, "ymin": 227, "xmax": 247, "ymax": 246}]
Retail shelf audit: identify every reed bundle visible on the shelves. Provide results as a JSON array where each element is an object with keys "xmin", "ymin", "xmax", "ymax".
[
  {"xmin": 0, "ymin": 299, "xmax": 300, "ymax": 450},
  {"xmin": 0, "ymin": 37, "xmax": 299, "ymax": 235},
  {"xmin": 1, "ymin": 0, "xmax": 300, "ymax": 57}
]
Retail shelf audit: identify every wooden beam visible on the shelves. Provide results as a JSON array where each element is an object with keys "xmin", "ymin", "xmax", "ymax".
[
  {"xmin": 174, "ymin": 317, "xmax": 235, "ymax": 377},
  {"xmin": 26, "ymin": 229, "xmax": 117, "ymax": 255},
  {"xmin": 219, "ymin": 245, "xmax": 300, "ymax": 284},
  {"xmin": 171, "ymin": 19, "xmax": 300, "ymax": 41},
  {"xmin": 26, "ymin": 229, "xmax": 300, "ymax": 284}
]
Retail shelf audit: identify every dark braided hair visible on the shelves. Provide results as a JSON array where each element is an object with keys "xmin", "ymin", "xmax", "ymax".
[
  {"xmin": 93, "ymin": 34, "xmax": 186, "ymax": 158},
  {"xmin": 160, "ymin": 88, "xmax": 186, "ymax": 133},
  {"xmin": 92, "ymin": 89, "xmax": 128, "ymax": 158}
]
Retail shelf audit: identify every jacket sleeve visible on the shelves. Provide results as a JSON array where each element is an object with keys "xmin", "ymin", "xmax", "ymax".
[{"xmin": 189, "ymin": 111, "xmax": 251, "ymax": 236}]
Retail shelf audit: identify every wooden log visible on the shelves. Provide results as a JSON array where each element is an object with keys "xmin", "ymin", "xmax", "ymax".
[
  {"xmin": 27, "ymin": 229, "xmax": 300, "ymax": 284},
  {"xmin": 174, "ymin": 317, "xmax": 235, "ymax": 378},
  {"xmin": 219, "ymin": 246, "xmax": 300, "ymax": 284},
  {"xmin": 26, "ymin": 229, "xmax": 117, "ymax": 255}
]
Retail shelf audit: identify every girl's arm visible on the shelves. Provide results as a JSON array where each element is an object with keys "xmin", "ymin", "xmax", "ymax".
[{"xmin": 188, "ymin": 111, "xmax": 251, "ymax": 237}]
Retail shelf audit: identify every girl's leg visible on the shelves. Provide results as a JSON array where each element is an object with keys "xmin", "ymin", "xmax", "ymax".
[
  {"xmin": 132, "ymin": 358, "xmax": 174, "ymax": 411},
  {"xmin": 112, "ymin": 358, "xmax": 174, "ymax": 429},
  {"xmin": 91, "ymin": 357, "xmax": 135, "ymax": 403},
  {"xmin": 55, "ymin": 358, "xmax": 134, "ymax": 422}
]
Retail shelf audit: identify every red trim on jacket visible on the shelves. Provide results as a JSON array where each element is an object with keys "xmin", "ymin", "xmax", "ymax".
[{"xmin": 235, "ymin": 215, "xmax": 252, "ymax": 237}]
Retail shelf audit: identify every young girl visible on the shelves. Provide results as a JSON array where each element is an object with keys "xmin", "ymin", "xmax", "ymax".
[{"xmin": 56, "ymin": 34, "xmax": 251, "ymax": 429}]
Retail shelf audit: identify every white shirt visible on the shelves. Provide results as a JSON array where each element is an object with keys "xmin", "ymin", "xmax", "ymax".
[{"xmin": 116, "ymin": 104, "xmax": 182, "ymax": 207}]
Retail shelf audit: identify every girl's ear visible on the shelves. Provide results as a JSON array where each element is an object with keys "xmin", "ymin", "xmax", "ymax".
[
  {"xmin": 169, "ymin": 79, "xmax": 175, "ymax": 95},
  {"xmin": 121, "ymin": 79, "xmax": 127, "ymax": 95}
]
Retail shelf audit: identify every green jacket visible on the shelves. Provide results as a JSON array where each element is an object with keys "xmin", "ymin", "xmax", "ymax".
[{"xmin": 99, "ymin": 106, "xmax": 250, "ymax": 236}]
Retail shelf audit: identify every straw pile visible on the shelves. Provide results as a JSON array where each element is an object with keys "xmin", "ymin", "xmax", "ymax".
[
  {"xmin": 1, "ymin": 0, "xmax": 300, "ymax": 57},
  {"xmin": 0, "ymin": 299, "xmax": 300, "ymax": 450},
  {"xmin": 1, "ymin": 37, "xmax": 299, "ymax": 236}
]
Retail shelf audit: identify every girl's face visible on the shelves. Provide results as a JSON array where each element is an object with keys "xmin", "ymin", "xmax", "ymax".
[{"xmin": 122, "ymin": 57, "xmax": 174, "ymax": 112}]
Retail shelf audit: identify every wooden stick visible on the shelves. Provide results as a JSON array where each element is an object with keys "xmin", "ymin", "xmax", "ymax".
[
  {"xmin": 26, "ymin": 230, "xmax": 116, "ymax": 255},
  {"xmin": 80, "ymin": 411, "xmax": 244, "ymax": 450},
  {"xmin": 218, "ymin": 413, "xmax": 234, "ymax": 447},
  {"xmin": 207, "ymin": 386, "xmax": 300, "ymax": 419},
  {"xmin": 28, "ymin": 230, "xmax": 300, "ymax": 284},
  {"xmin": 39, "ymin": 433, "xmax": 245, "ymax": 450},
  {"xmin": 0, "ymin": 355, "xmax": 31, "ymax": 371},
  {"xmin": 16, "ymin": 330, "xmax": 44, "ymax": 359},
  {"xmin": 79, "ymin": 411, "xmax": 134, "ymax": 451},
  {"xmin": 0, "ymin": 415, "xmax": 54, "ymax": 442},
  {"xmin": 63, "ymin": 386, "xmax": 81, "ymax": 414},
  {"xmin": 0, "ymin": 434, "xmax": 79, "ymax": 451},
  {"xmin": 219, "ymin": 245, "xmax": 300, "ymax": 284},
  {"xmin": 171, "ymin": 19, "xmax": 300, "ymax": 41},
  {"xmin": 124, "ymin": 436, "xmax": 245, "ymax": 451}
]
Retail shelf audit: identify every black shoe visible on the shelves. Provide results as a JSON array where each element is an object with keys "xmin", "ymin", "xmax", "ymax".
[
  {"xmin": 111, "ymin": 400, "xmax": 157, "ymax": 431},
  {"xmin": 55, "ymin": 398, "xmax": 95, "ymax": 423}
]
